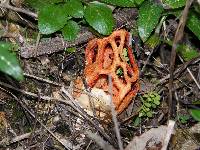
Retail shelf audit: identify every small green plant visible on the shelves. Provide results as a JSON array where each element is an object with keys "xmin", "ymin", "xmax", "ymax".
[
  {"xmin": 178, "ymin": 115, "xmax": 190, "ymax": 124},
  {"xmin": 139, "ymin": 91, "xmax": 161, "ymax": 118}
]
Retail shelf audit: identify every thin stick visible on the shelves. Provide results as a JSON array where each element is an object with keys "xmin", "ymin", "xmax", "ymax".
[
  {"xmin": 168, "ymin": 0, "xmax": 193, "ymax": 118},
  {"xmin": 0, "ymin": 3, "xmax": 37, "ymax": 18},
  {"xmin": 24, "ymin": 73, "xmax": 62, "ymax": 87},
  {"xmin": 178, "ymin": 56, "xmax": 200, "ymax": 90},
  {"xmin": 108, "ymin": 75, "xmax": 123, "ymax": 150}
]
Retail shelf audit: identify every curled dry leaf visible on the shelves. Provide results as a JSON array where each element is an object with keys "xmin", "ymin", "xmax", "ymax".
[{"xmin": 73, "ymin": 30, "xmax": 139, "ymax": 117}]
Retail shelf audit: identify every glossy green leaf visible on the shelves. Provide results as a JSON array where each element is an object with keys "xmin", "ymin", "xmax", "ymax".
[
  {"xmin": 163, "ymin": 0, "xmax": 186, "ymax": 9},
  {"xmin": 138, "ymin": 1, "xmax": 163, "ymax": 42},
  {"xmin": 62, "ymin": 20, "xmax": 80, "ymax": 41},
  {"xmin": 84, "ymin": 2, "xmax": 114, "ymax": 35},
  {"xmin": 38, "ymin": 4, "xmax": 69, "ymax": 34},
  {"xmin": 187, "ymin": 11, "xmax": 200, "ymax": 40},
  {"xmin": 65, "ymin": 0, "xmax": 84, "ymax": 18},
  {"xmin": 100, "ymin": 0, "xmax": 144, "ymax": 7},
  {"xmin": 0, "ymin": 42, "xmax": 24, "ymax": 81},
  {"xmin": 189, "ymin": 109, "xmax": 200, "ymax": 122},
  {"xmin": 25, "ymin": 0, "xmax": 62, "ymax": 10}
]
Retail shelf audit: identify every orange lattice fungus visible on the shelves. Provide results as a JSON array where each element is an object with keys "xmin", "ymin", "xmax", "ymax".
[{"xmin": 74, "ymin": 29, "xmax": 139, "ymax": 114}]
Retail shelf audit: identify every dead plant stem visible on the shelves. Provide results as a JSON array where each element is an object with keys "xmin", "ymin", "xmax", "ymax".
[{"xmin": 168, "ymin": 0, "xmax": 194, "ymax": 119}]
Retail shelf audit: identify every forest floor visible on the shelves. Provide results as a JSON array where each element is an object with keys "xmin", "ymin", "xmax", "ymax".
[{"xmin": 0, "ymin": 3, "xmax": 200, "ymax": 150}]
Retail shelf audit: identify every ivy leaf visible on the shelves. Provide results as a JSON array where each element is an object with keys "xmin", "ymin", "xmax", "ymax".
[
  {"xmin": 138, "ymin": 1, "xmax": 163, "ymax": 42},
  {"xmin": 100, "ymin": 0, "xmax": 144, "ymax": 7},
  {"xmin": 65, "ymin": 0, "xmax": 84, "ymax": 18},
  {"xmin": 38, "ymin": 4, "xmax": 69, "ymax": 34},
  {"xmin": 84, "ymin": 2, "xmax": 114, "ymax": 35},
  {"xmin": 0, "ymin": 42, "xmax": 24, "ymax": 81},
  {"xmin": 187, "ymin": 11, "xmax": 200, "ymax": 41},
  {"xmin": 162, "ymin": 0, "xmax": 186, "ymax": 9},
  {"xmin": 189, "ymin": 109, "xmax": 200, "ymax": 122},
  {"xmin": 62, "ymin": 20, "xmax": 80, "ymax": 41}
]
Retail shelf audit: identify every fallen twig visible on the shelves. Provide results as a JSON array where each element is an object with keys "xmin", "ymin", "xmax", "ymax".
[
  {"xmin": 108, "ymin": 76, "xmax": 123, "ymax": 150},
  {"xmin": 0, "ymin": 1, "xmax": 37, "ymax": 18},
  {"xmin": 168, "ymin": 0, "xmax": 194, "ymax": 118}
]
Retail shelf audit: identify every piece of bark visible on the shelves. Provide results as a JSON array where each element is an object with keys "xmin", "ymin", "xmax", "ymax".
[
  {"xmin": 20, "ymin": 27, "xmax": 94, "ymax": 58},
  {"xmin": 20, "ymin": 8, "xmax": 138, "ymax": 58}
]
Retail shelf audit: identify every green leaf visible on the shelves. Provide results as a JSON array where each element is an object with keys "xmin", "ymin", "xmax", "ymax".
[
  {"xmin": 154, "ymin": 99, "xmax": 160, "ymax": 105},
  {"xmin": 147, "ymin": 97, "xmax": 152, "ymax": 102},
  {"xmin": 25, "ymin": 0, "xmax": 62, "ymax": 10},
  {"xmin": 142, "ymin": 106, "xmax": 150, "ymax": 112},
  {"xmin": 187, "ymin": 11, "xmax": 200, "ymax": 40},
  {"xmin": 176, "ymin": 44, "xmax": 199, "ymax": 61},
  {"xmin": 133, "ymin": 117, "xmax": 140, "ymax": 126},
  {"xmin": 65, "ymin": 0, "xmax": 84, "ymax": 18},
  {"xmin": 145, "ymin": 34, "xmax": 160, "ymax": 49},
  {"xmin": 100, "ymin": 0, "xmax": 144, "ymax": 7},
  {"xmin": 38, "ymin": 4, "xmax": 69, "ymax": 34},
  {"xmin": 189, "ymin": 109, "xmax": 200, "ymax": 122},
  {"xmin": 62, "ymin": 20, "xmax": 80, "ymax": 41},
  {"xmin": 139, "ymin": 111, "xmax": 145, "ymax": 117},
  {"xmin": 0, "ymin": 42, "xmax": 24, "ymax": 81},
  {"xmin": 150, "ymin": 92, "xmax": 156, "ymax": 98},
  {"xmin": 84, "ymin": 2, "xmax": 114, "ymax": 35},
  {"xmin": 178, "ymin": 115, "xmax": 190, "ymax": 124},
  {"xmin": 135, "ymin": 0, "xmax": 145, "ymax": 5},
  {"xmin": 65, "ymin": 47, "xmax": 76, "ymax": 53},
  {"xmin": 162, "ymin": 0, "xmax": 186, "ymax": 9},
  {"xmin": 154, "ymin": 94, "xmax": 161, "ymax": 101},
  {"xmin": 193, "ymin": 100, "xmax": 200, "ymax": 105},
  {"xmin": 143, "ymin": 94, "xmax": 148, "ymax": 98},
  {"xmin": 151, "ymin": 103, "xmax": 156, "ymax": 108},
  {"xmin": 144, "ymin": 102, "xmax": 151, "ymax": 108},
  {"xmin": 164, "ymin": 39, "xmax": 199, "ymax": 61},
  {"xmin": 147, "ymin": 111, "xmax": 153, "ymax": 117},
  {"xmin": 138, "ymin": 1, "xmax": 163, "ymax": 42}
]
